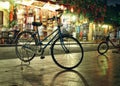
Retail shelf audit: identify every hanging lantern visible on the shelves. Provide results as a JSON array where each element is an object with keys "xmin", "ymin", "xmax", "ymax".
[
  {"xmin": 9, "ymin": 5, "xmax": 14, "ymax": 22},
  {"xmin": 9, "ymin": 11, "xmax": 13, "ymax": 22}
]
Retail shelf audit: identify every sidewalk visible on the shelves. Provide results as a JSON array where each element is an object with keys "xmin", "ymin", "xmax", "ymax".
[{"xmin": 0, "ymin": 41, "xmax": 98, "ymax": 47}]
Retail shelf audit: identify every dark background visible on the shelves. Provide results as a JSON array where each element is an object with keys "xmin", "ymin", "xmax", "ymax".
[{"xmin": 107, "ymin": 0, "xmax": 120, "ymax": 5}]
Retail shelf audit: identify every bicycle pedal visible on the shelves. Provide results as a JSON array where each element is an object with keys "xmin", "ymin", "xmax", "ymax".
[{"xmin": 41, "ymin": 56, "xmax": 45, "ymax": 59}]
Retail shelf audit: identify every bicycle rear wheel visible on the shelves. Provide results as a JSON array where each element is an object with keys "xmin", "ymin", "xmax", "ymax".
[
  {"xmin": 97, "ymin": 42, "xmax": 109, "ymax": 55},
  {"xmin": 51, "ymin": 35, "xmax": 84, "ymax": 69},
  {"xmin": 15, "ymin": 31, "xmax": 37, "ymax": 62}
]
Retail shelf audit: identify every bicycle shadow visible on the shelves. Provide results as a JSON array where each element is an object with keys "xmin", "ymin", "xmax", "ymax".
[
  {"xmin": 50, "ymin": 69, "xmax": 89, "ymax": 86},
  {"xmin": 9, "ymin": 63, "xmax": 45, "ymax": 86}
]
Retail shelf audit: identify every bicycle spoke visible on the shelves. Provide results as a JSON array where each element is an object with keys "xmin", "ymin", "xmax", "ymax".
[
  {"xmin": 15, "ymin": 32, "xmax": 36, "ymax": 62},
  {"xmin": 98, "ymin": 42, "xmax": 109, "ymax": 55},
  {"xmin": 51, "ymin": 36, "xmax": 84, "ymax": 69}
]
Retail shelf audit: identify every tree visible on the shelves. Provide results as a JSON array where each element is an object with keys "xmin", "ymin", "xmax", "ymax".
[
  {"xmin": 61, "ymin": 0, "xmax": 106, "ymax": 23},
  {"xmin": 105, "ymin": 4, "xmax": 120, "ymax": 26}
]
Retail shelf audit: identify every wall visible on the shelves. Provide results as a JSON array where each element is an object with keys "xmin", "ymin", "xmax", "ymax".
[{"xmin": 0, "ymin": 9, "xmax": 9, "ymax": 27}]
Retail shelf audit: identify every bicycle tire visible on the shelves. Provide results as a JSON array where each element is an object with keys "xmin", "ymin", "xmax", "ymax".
[
  {"xmin": 51, "ymin": 35, "xmax": 84, "ymax": 69},
  {"xmin": 97, "ymin": 42, "xmax": 109, "ymax": 55},
  {"xmin": 15, "ymin": 31, "xmax": 37, "ymax": 62}
]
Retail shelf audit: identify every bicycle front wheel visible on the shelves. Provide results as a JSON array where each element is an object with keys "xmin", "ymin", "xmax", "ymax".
[
  {"xmin": 15, "ymin": 31, "xmax": 37, "ymax": 62},
  {"xmin": 51, "ymin": 35, "xmax": 84, "ymax": 69},
  {"xmin": 97, "ymin": 42, "xmax": 109, "ymax": 55}
]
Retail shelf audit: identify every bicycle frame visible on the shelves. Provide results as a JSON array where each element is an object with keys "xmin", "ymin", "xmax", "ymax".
[
  {"xmin": 35, "ymin": 25, "xmax": 64, "ymax": 51},
  {"xmin": 106, "ymin": 36, "xmax": 119, "ymax": 48}
]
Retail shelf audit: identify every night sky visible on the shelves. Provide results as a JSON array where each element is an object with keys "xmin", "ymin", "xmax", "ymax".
[{"xmin": 107, "ymin": 0, "xmax": 120, "ymax": 5}]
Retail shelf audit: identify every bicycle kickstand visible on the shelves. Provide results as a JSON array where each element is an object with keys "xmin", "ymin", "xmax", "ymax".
[{"xmin": 40, "ymin": 49, "xmax": 45, "ymax": 59}]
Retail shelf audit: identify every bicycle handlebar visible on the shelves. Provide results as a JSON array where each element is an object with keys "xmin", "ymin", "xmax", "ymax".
[
  {"xmin": 32, "ymin": 9, "xmax": 63, "ymax": 26},
  {"xmin": 32, "ymin": 22, "xmax": 42, "ymax": 26},
  {"xmin": 47, "ymin": 9, "xmax": 63, "ymax": 21}
]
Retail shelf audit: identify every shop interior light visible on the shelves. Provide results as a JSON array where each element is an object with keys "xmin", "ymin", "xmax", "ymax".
[
  {"xmin": 43, "ymin": 2, "xmax": 60, "ymax": 11},
  {"xmin": 102, "ymin": 25, "xmax": 109, "ymax": 28},
  {"xmin": 15, "ymin": 0, "xmax": 35, "ymax": 6},
  {"xmin": 98, "ymin": 24, "xmax": 102, "ymax": 27},
  {"xmin": 50, "ymin": 0, "xmax": 56, "ymax": 2},
  {"xmin": 17, "ymin": 9, "xmax": 24, "ymax": 14},
  {"xmin": 60, "ymin": 5, "xmax": 67, "ymax": 10},
  {"xmin": 0, "ymin": 1, "xmax": 10, "ymax": 9},
  {"xmin": 72, "ymin": 15, "xmax": 77, "ymax": 22},
  {"xmin": 60, "ymin": 5, "xmax": 64, "ymax": 9}
]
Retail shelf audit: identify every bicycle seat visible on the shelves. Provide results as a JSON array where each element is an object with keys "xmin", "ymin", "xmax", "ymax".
[
  {"xmin": 32, "ymin": 22, "xmax": 42, "ymax": 26},
  {"xmin": 55, "ymin": 9, "xmax": 63, "ymax": 12}
]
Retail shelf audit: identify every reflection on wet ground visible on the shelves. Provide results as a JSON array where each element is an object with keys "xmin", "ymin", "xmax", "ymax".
[
  {"xmin": 0, "ymin": 49, "xmax": 120, "ymax": 86},
  {"xmin": 97, "ymin": 55, "xmax": 110, "ymax": 76},
  {"xmin": 0, "ymin": 63, "xmax": 88, "ymax": 86},
  {"xmin": 50, "ymin": 70, "xmax": 89, "ymax": 86}
]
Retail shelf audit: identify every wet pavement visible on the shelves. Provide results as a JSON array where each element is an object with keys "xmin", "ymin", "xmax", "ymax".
[{"xmin": 0, "ymin": 46, "xmax": 120, "ymax": 86}]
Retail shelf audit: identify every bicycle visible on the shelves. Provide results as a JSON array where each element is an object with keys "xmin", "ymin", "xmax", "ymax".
[
  {"xmin": 15, "ymin": 9, "xmax": 84, "ymax": 70},
  {"xmin": 97, "ymin": 33, "xmax": 120, "ymax": 55}
]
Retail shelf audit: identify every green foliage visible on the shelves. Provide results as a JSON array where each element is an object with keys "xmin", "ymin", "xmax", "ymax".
[
  {"xmin": 9, "ymin": 0, "xmax": 18, "ymax": 28},
  {"xmin": 61, "ymin": 0, "xmax": 106, "ymax": 23},
  {"xmin": 9, "ymin": 20, "xmax": 17, "ymax": 28}
]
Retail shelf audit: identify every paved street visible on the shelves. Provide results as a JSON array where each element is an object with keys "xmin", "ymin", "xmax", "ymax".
[{"xmin": 0, "ymin": 44, "xmax": 120, "ymax": 86}]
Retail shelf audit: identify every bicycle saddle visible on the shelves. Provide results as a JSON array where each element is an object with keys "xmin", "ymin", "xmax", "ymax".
[{"xmin": 32, "ymin": 22, "xmax": 42, "ymax": 26}]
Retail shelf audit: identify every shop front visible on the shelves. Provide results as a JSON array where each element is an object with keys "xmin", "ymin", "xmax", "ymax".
[
  {"xmin": 0, "ymin": 0, "xmax": 115, "ymax": 44},
  {"xmin": 0, "ymin": 1, "xmax": 10, "ymax": 44}
]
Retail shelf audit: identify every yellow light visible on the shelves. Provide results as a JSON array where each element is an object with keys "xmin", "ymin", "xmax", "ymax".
[
  {"xmin": 98, "ymin": 24, "xmax": 101, "ymax": 27},
  {"xmin": 60, "ymin": 5, "xmax": 64, "ymax": 9},
  {"xmin": 70, "ymin": 7, "xmax": 74, "ymax": 12},
  {"xmin": 102, "ymin": 25, "xmax": 109, "ymax": 28},
  {"xmin": 43, "ymin": 2, "xmax": 60, "ymax": 11},
  {"xmin": 72, "ymin": 15, "xmax": 77, "ymax": 22},
  {"xmin": 15, "ymin": 0, "xmax": 35, "ymax": 6}
]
